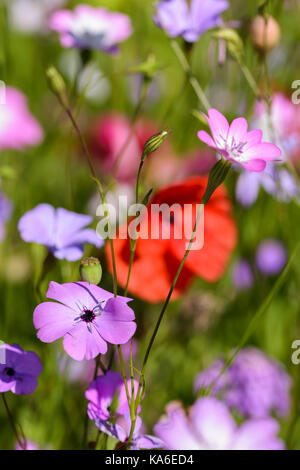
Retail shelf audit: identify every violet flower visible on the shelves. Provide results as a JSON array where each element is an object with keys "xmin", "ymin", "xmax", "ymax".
[
  {"xmin": 235, "ymin": 162, "xmax": 299, "ymax": 207},
  {"xmin": 18, "ymin": 203, "xmax": 103, "ymax": 261},
  {"xmin": 0, "ymin": 343, "xmax": 42, "ymax": 395},
  {"xmin": 195, "ymin": 347, "xmax": 291, "ymax": 419},
  {"xmin": 15, "ymin": 440, "xmax": 39, "ymax": 450},
  {"xmin": 0, "ymin": 87, "xmax": 43, "ymax": 151},
  {"xmin": 86, "ymin": 371, "xmax": 162, "ymax": 449},
  {"xmin": 255, "ymin": 239, "xmax": 287, "ymax": 276},
  {"xmin": 231, "ymin": 259, "xmax": 253, "ymax": 290},
  {"xmin": 49, "ymin": 4, "xmax": 132, "ymax": 52},
  {"xmin": 198, "ymin": 108, "xmax": 281, "ymax": 171},
  {"xmin": 154, "ymin": 398, "xmax": 284, "ymax": 450},
  {"xmin": 33, "ymin": 282, "xmax": 137, "ymax": 360},
  {"xmin": 0, "ymin": 192, "xmax": 12, "ymax": 241},
  {"xmin": 154, "ymin": 0, "xmax": 229, "ymax": 42}
]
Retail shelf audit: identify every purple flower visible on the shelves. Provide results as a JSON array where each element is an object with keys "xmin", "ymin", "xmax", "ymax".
[
  {"xmin": 255, "ymin": 239, "xmax": 287, "ymax": 276},
  {"xmin": 195, "ymin": 347, "xmax": 291, "ymax": 418},
  {"xmin": 18, "ymin": 203, "xmax": 103, "ymax": 261},
  {"xmin": 0, "ymin": 344, "xmax": 42, "ymax": 395},
  {"xmin": 0, "ymin": 192, "xmax": 12, "ymax": 241},
  {"xmin": 235, "ymin": 162, "xmax": 298, "ymax": 207},
  {"xmin": 198, "ymin": 108, "xmax": 281, "ymax": 171},
  {"xmin": 0, "ymin": 87, "xmax": 43, "ymax": 151},
  {"xmin": 231, "ymin": 259, "xmax": 253, "ymax": 290},
  {"xmin": 154, "ymin": 0, "xmax": 229, "ymax": 42},
  {"xmin": 154, "ymin": 398, "xmax": 284, "ymax": 450},
  {"xmin": 33, "ymin": 282, "xmax": 137, "ymax": 360},
  {"xmin": 86, "ymin": 371, "xmax": 162, "ymax": 449},
  {"xmin": 49, "ymin": 5, "xmax": 132, "ymax": 52}
]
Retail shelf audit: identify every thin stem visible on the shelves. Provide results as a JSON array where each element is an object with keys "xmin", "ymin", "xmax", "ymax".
[
  {"xmin": 2, "ymin": 393, "xmax": 26, "ymax": 450},
  {"xmin": 124, "ymin": 159, "xmax": 144, "ymax": 296},
  {"xmin": 205, "ymin": 240, "xmax": 300, "ymax": 395},
  {"xmin": 237, "ymin": 59, "xmax": 260, "ymax": 98},
  {"xmin": 117, "ymin": 345, "xmax": 130, "ymax": 408},
  {"xmin": 170, "ymin": 40, "xmax": 211, "ymax": 112}
]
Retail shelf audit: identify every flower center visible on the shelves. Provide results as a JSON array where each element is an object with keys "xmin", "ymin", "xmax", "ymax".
[
  {"xmin": 226, "ymin": 137, "xmax": 248, "ymax": 162},
  {"xmin": 4, "ymin": 367, "xmax": 15, "ymax": 377},
  {"xmin": 80, "ymin": 309, "xmax": 96, "ymax": 323}
]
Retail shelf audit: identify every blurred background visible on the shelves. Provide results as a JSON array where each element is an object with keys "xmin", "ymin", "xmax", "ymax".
[{"xmin": 1, "ymin": 0, "xmax": 300, "ymax": 450}]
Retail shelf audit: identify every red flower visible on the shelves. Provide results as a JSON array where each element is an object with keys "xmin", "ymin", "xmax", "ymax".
[{"xmin": 106, "ymin": 177, "xmax": 237, "ymax": 303}]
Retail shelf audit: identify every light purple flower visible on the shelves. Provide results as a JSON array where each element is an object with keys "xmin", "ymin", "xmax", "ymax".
[
  {"xmin": 154, "ymin": 398, "xmax": 284, "ymax": 450},
  {"xmin": 49, "ymin": 5, "xmax": 132, "ymax": 52},
  {"xmin": 0, "ymin": 192, "xmax": 12, "ymax": 241},
  {"xmin": 0, "ymin": 87, "xmax": 43, "ymax": 151},
  {"xmin": 195, "ymin": 347, "xmax": 291, "ymax": 419},
  {"xmin": 198, "ymin": 108, "xmax": 282, "ymax": 171},
  {"xmin": 231, "ymin": 259, "xmax": 253, "ymax": 290},
  {"xmin": 235, "ymin": 162, "xmax": 298, "ymax": 207},
  {"xmin": 33, "ymin": 282, "xmax": 137, "ymax": 361},
  {"xmin": 256, "ymin": 239, "xmax": 287, "ymax": 276},
  {"xmin": 154, "ymin": 0, "xmax": 229, "ymax": 42},
  {"xmin": 18, "ymin": 203, "xmax": 103, "ymax": 261},
  {"xmin": 0, "ymin": 343, "xmax": 42, "ymax": 395}
]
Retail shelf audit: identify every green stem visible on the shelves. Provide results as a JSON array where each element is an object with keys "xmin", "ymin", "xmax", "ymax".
[
  {"xmin": 170, "ymin": 40, "xmax": 211, "ymax": 112},
  {"xmin": 237, "ymin": 59, "xmax": 260, "ymax": 98},
  {"xmin": 117, "ymin": 345, "xmax": 131, "ymax": 408},
  {"xmin": 2, "ymin": 393, "xmax": 26, "ymax": 450}
]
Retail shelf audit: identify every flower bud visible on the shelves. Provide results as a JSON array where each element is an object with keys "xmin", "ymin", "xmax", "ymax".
[
  {"xmin": 202, "ymin": 158, "xmax": 231, "ymax": 204},
  {"xmin": 80, "ymin": 257, "xmax": 102, "ymax": 285},
  {"xmin": 46, "ymin": 66, "xmax": 69, "ymax": 109},
  {"xmin": 142, "ymin": 130, "xmax": 168, "ymax": 160},
  {"xmin": 250, "ymin": 15, "xmax": 280, "ymax": 53}
]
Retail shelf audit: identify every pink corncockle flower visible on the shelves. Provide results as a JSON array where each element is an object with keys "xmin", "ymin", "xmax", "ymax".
[
  {"xmin": 18, "ymin": 203, "xmax": 103, "ymax": 261},
  {"xmin": 198, "ymin": 108, "xmax": 281, "ymax": 171},
  {"xmin": 49, "ymin": 5, "xmax": 132, "ymax": 53},
  {"xmin": 33, "ymin": 282, "xmax": 137, "ymax": 361},
  {"xmin": 0, "ymin": 344, "xmax": 42, "ymax": 395},
  {"xmin": 0, "ymin": 87, "xmax": 43, "ymax": 151}
]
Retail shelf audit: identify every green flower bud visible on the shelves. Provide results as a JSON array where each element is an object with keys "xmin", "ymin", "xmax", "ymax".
[
  {"xmin": 142, "ymin": 130, "xmax": 169, "ymax": 160},
  {"xmin": 80, "ymin": 257, "xmax": 102, "ymax": 285},
  {"xmin": 46, "ymin": 66, "xmax": 69, "ymax": 109},
  {"xmin": 202, "ymin": 158, "xmax": 231, "ymax": 204}
]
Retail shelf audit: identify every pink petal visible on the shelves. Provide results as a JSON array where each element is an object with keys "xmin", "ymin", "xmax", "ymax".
[
  {"xmin": 95, "ymin": 318, "xmax": 137, "ymax": 345},
  {"xmin": 207, "ymin": 109, "xmax": 229, "ymax": 146},
  {"xmin": 63, "ymin": 324, "xmax": 107, "ymax": 361},
  {"xmin": 33, "ymin": 302, "xmax": 74, "ymax": 342},
  {"xmin": 241, "ymin": 159, "xmax": 267, "ymax": 172},
  {"xmin": 244, "ymin": 129, "xmax": 263, "ymax": 149},
  {"xmin": 46, "ymin": 281, "xmax": 113, "ymax": 311},
  {"xmin": 227, "ymin": 117, "xmax": 248, "ymax": 144},
  {"xmin": 197, "ymin": 130, "xmax": 217, "ymax": 148},
  {"xmin": 243, "ymin": 142, "xmax": 282, "ymax": 162},
  {"xmin": 102, "ymin": 298, "xmax": 135, "ymax": 321}
]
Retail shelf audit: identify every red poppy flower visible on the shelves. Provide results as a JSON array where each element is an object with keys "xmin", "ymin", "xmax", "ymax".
[{"xmin": 106, "ymin": 176, "xmax": 237, "ymax": 303}]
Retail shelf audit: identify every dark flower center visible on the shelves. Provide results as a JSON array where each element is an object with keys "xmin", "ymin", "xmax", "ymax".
[
  {"xmin": 80, "ymin": 309, "xmax": 95, "ymax": 323},
  {"xmin": 4, "ymin": 367, "xmax": 15, "ymax": 377}
]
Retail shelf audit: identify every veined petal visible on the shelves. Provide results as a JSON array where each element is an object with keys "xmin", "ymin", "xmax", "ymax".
[
  {"xmin": 207, "ymin": 109, "xmax": 229, "ymax": 146},
  {"xmin": 33, "ymin": 302, "xmax": 74, "ymax": 342},
  {"xmin": 244, "ymin": 129, "xmax": 263, "ymax": 149},
  {"xmin": 95, "ymin": 318, "xmax": 136, "ymax": 345},
  {"xmin": 197, "ymin": 130, "xmax": 217, "ymax": 148}
]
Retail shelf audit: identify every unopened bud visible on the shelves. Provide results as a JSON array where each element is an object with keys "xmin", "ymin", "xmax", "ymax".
[
  {"xmin": 250, "ymin": 15, "xmax": 281, "ymax": 53},
  {"xmin": 46, "ymin": 66, "xmax": 69, "ymax": 109},
  {"xmin": 80, "ymin": 257, "xmax": 102, "ymax": 285},
  {"xmin": 202, "ymin": 158, "xmax": 231, "ymax": 204},
  {"xmin": 142, "ymin": 130, "xmax": 168, "ymax": 160}
]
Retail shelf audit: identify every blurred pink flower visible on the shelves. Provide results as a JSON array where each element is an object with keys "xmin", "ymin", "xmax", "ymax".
[
  {"xmin": 0, "ymin": 87, "xmax": 43, "ymax": 151},
  {"xmin": 49, "ymin": 4, "xmax": 132, "ymax": 52}
]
